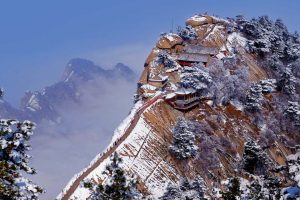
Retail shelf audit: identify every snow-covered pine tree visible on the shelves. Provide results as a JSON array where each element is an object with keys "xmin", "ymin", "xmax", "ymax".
[
  {"xmin": 158, "ymin": 183, "xmax": 181, "ymax": 200},
  {"xmin": 177, "ymin": 25, "xmax": 197, "ymax": 41},
  {"xmin": 84, "ymin": 152, "xmax": 140, "ymax": 200},
  {"xmin": 0, "ymin": 119, "xmax": 42, "ymax": 200},
  {"xmin": 277, "ymin": 67, "xmax": 297, "ymax": 95},
  {"xmin": 285, "ymin": 101, "xmax": 300, "ymax": 127},
  {"xmin": 180, "ymin": 177, "xmax": 207, "ymax": 200},
  {"xmin": 159, "ymin": 177, "xmax": 207, "ymax": 200},
  {"xmin": 236, "ymin": 15, "xmax": 300, "ymax": 73},
  {"xmin": 259, "ymin": 79, "xmax": 277, "ymax": 94},
  {"xmin": 180, "ymin": 65, "xmax": 212, "ymax": 97},
  {"xmin": 156, "ymin": 52, "xmax": 177, "ymax": 70},
  {"xmin": 286, "ymin": 151, "xmax": 300, "ymax": 187},
  {"xmin": 247, "ymin": 176, "xmax": 282, "ymax": 199},
  {"xmin": 245, "ymin": 84, "xmax": 263, "ymax": 112},
  {"xmin": 242, "ymin": 141, "xmax": 268, "ymax": 175},
  {"xmin": 207, "ymin": 61, "xmax": 250, "ymax": 106},
  {"xmin": 169, "ymin": 117, "xmax": 198, "ymax": 160},
  {"xmin": 221, "ymin": 177, "xmax": 241, "ymax": 200}
]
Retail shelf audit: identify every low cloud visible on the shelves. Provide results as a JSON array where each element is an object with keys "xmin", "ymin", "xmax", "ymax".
[
  {"xmin": 84, "ymin": 43, "xmax": 152, "ymax": 73},
  {"xmin": 29, "ymin": 78, "xmax": 137, "ymax": 199}
]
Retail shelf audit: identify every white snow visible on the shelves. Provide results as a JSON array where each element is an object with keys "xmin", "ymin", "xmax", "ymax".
[
  {"xmin": 141, "ymin": 84, "xmax": 157, "ymax": 91},
  {"xmin": 165, "ymin": 93, "xmax": 176, "ymax": 99},
  {"xmin": 287, "ymin": 152, "xmax": 300, "ymax": 187},
  {"xmin": 239, "ymin": 178, "xmax": 250, "ymax": 199},
  {"xmin": 62, "ymin": 98, "xmax": 174, "ymax": 200},
  {"xmin": 287, "ymin": 152, "xmax": 300, "ymax": 161},
  {"xmin": 166, "ymin": 65, "xmax": 180, "ymax": 73},
  {"xmin": 57, "ymin": 100, "xmax": 143, "ymax": 200},
  {"xmin": 230, "ymin": 100, "xmax": 244, "ymax": 111},
  {"xmin": 164, "ymin": 33, "xmax": 179, "ymax": 43},
  {"xmin": 64, "ymin": 70, "xmax": 74, "ymax": 82},
  {"xmin": 110, "ymin": 100, "xmax": 143, "ymax": 146},
  {"xmin": 227, "ymin": 32, "xmax": 247, "ymax": 52},
  {"xmin": 175, "ymin": 88, "xmax": 196, "ymax": 95},
  {"xmin": 190, "ymin": 15, "xmax": 208, "ymax": 24},
  {"xmin": 216, "ymin": 52, "xmax": 226, "ymax": 59},
  {"xmin": 160, "ymin": 75, "xmax": 169, "ymax": 81},
  {"xmin": 27, "ymin": 94, "xmax": 41, "ymax": 111},
  {"xmin": 210, "ymin": 16, "xmax": 230, "ymax": 25},
  {"xmin": 59, "ymin": 93, "xmax": 172, "ymax": 199},
  {"xmin": 206, "ymin": 100, "xmax": 213, "ymax": 106}
]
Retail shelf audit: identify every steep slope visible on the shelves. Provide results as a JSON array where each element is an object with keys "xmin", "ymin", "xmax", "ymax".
[{"xmin": 60, "ymin": 15, "xmax": 300, "ymax": 199}]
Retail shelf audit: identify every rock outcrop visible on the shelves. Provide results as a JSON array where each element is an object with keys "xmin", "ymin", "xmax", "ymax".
[{"xmin": 60, "ymin": 14, "xmax": 300, "ymax": 199}]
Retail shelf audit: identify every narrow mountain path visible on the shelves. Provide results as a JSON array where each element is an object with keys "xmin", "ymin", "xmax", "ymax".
[{"xmin": 61, "ymin": 95, "xmax": 162, "ymax": 200}]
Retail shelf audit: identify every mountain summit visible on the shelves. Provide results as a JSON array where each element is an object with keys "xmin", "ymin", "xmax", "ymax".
[
  {"xmin": 62, "ymin": 58, "xmax": 135, "ymax": 82},
  {"xmin": 60, "ymin": 14, "xmax": 300, "ymax": 199},
  {"xmin": 0, "ymin": 59, "xmax": 136, "ymax": 123}
]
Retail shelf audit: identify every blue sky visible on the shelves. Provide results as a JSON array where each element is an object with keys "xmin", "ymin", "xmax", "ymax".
[{"xmin": 1, "ymin": 0, "xmax": 300, "ymax": 105}]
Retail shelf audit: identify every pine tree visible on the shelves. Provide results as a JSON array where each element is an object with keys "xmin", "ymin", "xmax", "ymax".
[
  {"xmin": 177, "ymin": 25, "xmax": 197, "ymax": 41},
  {"xmin": 84, "ymin": 152, "xmax": 140, "ymax": 200},
  {"xmin": 221, "ymin": 177, "xmax": 240, "ymax": 200},
  {"xmin": 156, "ymin": 53, "xmax": 177, "ymax": 69},
  {"xmin": 248, "ymin": 176, "xmax": 282, "ymax": 199},
  {"xmin": 245, "ymin": 84, "xmax": 263, "ymax": 112},
  {"xmin": 158, "ymin": 183, "xmax": 181, "ymax": 200},
  {"xmin": 286, "ymin": 151, "xmax": 300, "ymax": 188},
  {"xmin": 169, "ymin": 117, "xmax": 198, "ymax": 160},
  {"xmin": 181, "ymin": 177, "xmax": 207, "ymax": 200},
  {"xmin": 277, "ymin": 67, "xmax": 296, "ymax": 95},
  {"xmin": 242, "ymin": 141, "xmax": 268, "ymax": 175},
  {"xmin": 180, "ymin": 65, "xmax": 212, "ymax": 96},
  {"xmin": 159, "ymin": 177, "xmax": 207, "ymax": 200},
  {"xmin": 0, "ymin": 119, "xmax": 43, "ymax": 200},
  {"xmin": 285, "ymin": 101, "xmax": 300, "ymax": 127}
]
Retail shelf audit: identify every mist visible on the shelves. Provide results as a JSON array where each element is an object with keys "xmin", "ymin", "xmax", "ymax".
[{"xmin": 28, "ymin": 77, "xmax": 137, "ymax": 199}]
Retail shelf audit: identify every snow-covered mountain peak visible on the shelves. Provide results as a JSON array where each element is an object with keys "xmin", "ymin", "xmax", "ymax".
[
  {"xmin": 60, "ymin": 14, "xmax": 300, "ymax": 199},
  {"xmin": 62, "ymin": 58, "xmax": 105, "ymax": 82}
]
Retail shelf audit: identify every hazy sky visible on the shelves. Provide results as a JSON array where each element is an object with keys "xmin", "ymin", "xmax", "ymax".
[
  {"xmin": 0, "ymin": 0, "xmax": 300, "ymax": 105},
  {"xmin": 29, "ymin": 78, "xmax": 136, "ymax": 199},
  {"xmin": 1, "ymin": 1, "xmax": 300, "ymax": 199}
]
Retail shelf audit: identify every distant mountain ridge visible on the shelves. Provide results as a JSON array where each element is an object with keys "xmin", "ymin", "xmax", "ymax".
[
  {"xmin": 62, "ymin": 58, "xmax": 135, "ymax": 82},
  {"xmin": 0, "ymin": 58, "xmax": 136, "ymax": 123}
]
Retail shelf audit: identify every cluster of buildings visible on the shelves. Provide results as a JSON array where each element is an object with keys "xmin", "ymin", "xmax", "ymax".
[{"xmin": 137, "ymin": 15, "xmax": 229, "ymax": 111}]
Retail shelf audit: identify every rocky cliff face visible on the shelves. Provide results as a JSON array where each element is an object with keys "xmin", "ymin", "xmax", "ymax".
[{"xmin": 60, "ymin": 14, "xmax": 300, "ymax": 199}]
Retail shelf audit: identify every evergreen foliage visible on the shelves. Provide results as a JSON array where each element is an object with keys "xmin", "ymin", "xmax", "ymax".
[
  {"xmin": 177, "ymin": 25, "xmax": 197, "ymax": 41},
  {"xmin": 180, "ymin": 65, "xmax": 212, "ymax": 96},
  {"xmin": 245, "ymin": 84, "xmax": 263, "ymax": 112},
  {"xmin": 84, "ymin": 152, "xmax": 140, "ymax": 200},
  {"xmin": 236, "ymin": 15, "xmax": 300, "ymax": 65},
  {"xmin": 169, "ymin": 117, "xmax": 198, "ymax": 160},
  {"xmin": 158, "ymin": 183, "xmax": 181, "ymax": 200},
  {"xmin": 242, "ymin": 141, "xmax": 268, "ymax": 175},
  {"xmin": 156, "ymin": 53, "xmax": 177, "ymax": 69},
  {"xmin": 159, "ymin": 177, "xmax": 206, "ymax": 200},
  {"xmin": 285, "ymin": 101, "xmax": 300, "ymax": 127},
  {"xmin": 221, "ymin": 177, "xmax": 241, "ymax": 200},
  {"xmin": 208, "ymin": 62, "xmax": 250, "ymax": 106},
  {"xmin": 0, "ymin": 119, "xmax": 42, "ymax": 200},
  {"xmin": 277, "ymin": 67, "xmax": 297, "ymax": 95}
]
